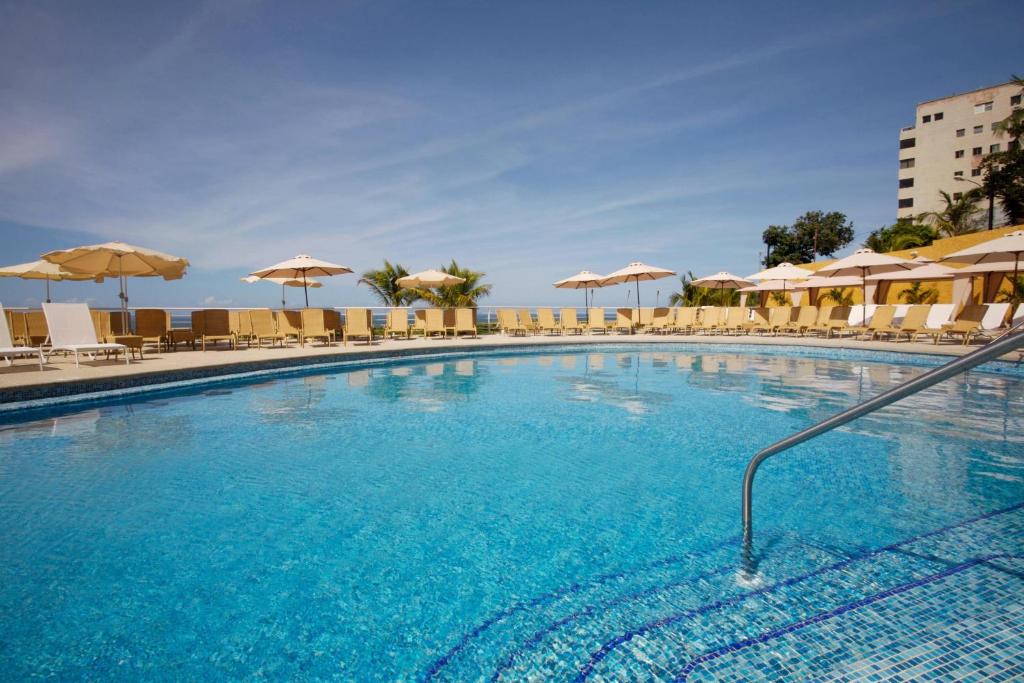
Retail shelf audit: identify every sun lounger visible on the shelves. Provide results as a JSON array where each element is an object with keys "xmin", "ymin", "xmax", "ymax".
[
  {"xmin": 872, "ymin": 304, "xmax": 930, "ymax": 342},
  {"xmin": 342, "ymin": 308, "xmax": 373, "ymax": 345},
  {"xmin": 587, "ymin": 307, "xmax": 608, "ymax": 334},
  {"xmin": 135, "ymin": 309, "xmax": 170, "ymax": 351},
  {"xmin": 248, "ymin": 309, "xmax": 285, "ymax": 348},
  {"xmin": 536, "ymin": 308, "xmax": 561, "ymax": 334},
  {"xmin": 613, "ymin": 308, "xmax": 635, "ymax": 334},
  {"xmin": 411, "ymin": 309, "xmax": 428, "ymax": 338},
  {"xmin": 517, "ymin": 309, "xmax": 539, "ymax": 334},
  {"xmin": 752, "ymin": 306, "xmax": 790, "ymax": 336},
  {"xmin": 24, "ymin": 310, "xmax": 49, "ymax": 346},
  {"xmin": 672, "ymin": 307, "xmax": 698, "ymax": 334},
  {"xmin": 780, "ymin": 306, "xmax": 818, "ymax": 336},
  {"xmin": 453, "ymin": 308, "xmax": 478, "ymax": 338},
  {"xmin": 274, "ymin": 310, "xmax": 303, "ymax": 345},
  {"xmin": 560, "ymin": 308, "xmax": 585, "ymax": 335},
  {"xmin": 696, "ymin": 307, "xmax": 721, "ymax": 334},
  {"xmin": 302, "ymin": 308, "xmax": 335, "ymax": 346},
  {"xmin": 742, "ymin": 308, "xmax": 770, "ymax": 335},
  {"xmin": 43, "ymin": 303, "xmax": 128, "ymax": 366},
  {"xmin": 637, "ymin": 308, "xmax": 654, "ymax": 331},
  {"xmin": 848, "ymin": 305, "xmax": 895, "ymax": 339},
  {"xmin": 0, "ymin": 304, "xmax": 44, "ymax": 369},
  {"xmin": 5, "ymin": 310, "xmax": 28, "ymax": 346},
  {"xmin": 497, "ymin": 309, "xmax": 527, "ymax": 336},
  {"xmin": 930, "ymin": 304, "xmax": 987, "ymax": 345},
  {"xmin": 718, "ymin": 307, "xmax": 748, "ymax": 334},
  {"xmin": 805, "ymin": 306, "xmax": 833, "ymax": 336},
  {"xmin": 1011, "ymin": 303, "xmax": 1024, "ymax": 330},
  {"xmin": 646, "ymin": 307, "xmax": 672, "ymax": 334},
  {"xmin": 423, "ymin": 308, "xmax": 446, "ymax": 338},
  {"xmin": 385, "ymin": 309, "xmax": 410, "ymax": 339},
  {"xmin": 192, "ymin": 309, "xmax": 237, "ymax": 350}
]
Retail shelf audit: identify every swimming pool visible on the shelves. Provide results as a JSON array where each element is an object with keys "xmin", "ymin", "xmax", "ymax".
[{"xmin": 1, "ymin": 345, "xmax": 1021, "ymax": 680}]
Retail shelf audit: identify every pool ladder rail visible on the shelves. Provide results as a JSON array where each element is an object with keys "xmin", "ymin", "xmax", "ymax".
[{"xmin": 741, "ymin": 317, "xmax": 1024, "ymax": 572}]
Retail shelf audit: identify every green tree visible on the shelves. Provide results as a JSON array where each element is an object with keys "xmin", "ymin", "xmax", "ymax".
[
  {"xmin": 667, "ymin": 272, "xmax": 737, "ymax": 306},
  {"xmin": 979, "ymin": 75, "xmax": 1024, "ymax": 225},
  {"xmin": 997, "ymin": 276, "xmax": 1024, "ymax": 309},
  {"xmin": 898, "ymin": 282, "xmax": 938, "ymax": 305},
  {"xmin": 414, "ymin": 260, "xmax": 492, "ymax": 308},
  {"xmin": 917, "ymin": 190, "xmax": 983, "ymax": 236},
  {"xmin": 357, "ymin": 260, "xmax": 417, "ymax": 306},
  {"xmin": 821, "ymin": 288, "xmax": 855, "ymax": 306},
  {"xmin": 761, "ymin": 211, "xmax": 855, "ymax": 267},
  {"xmin": 769, "ymin": 291, "xmax": 789, "ymax": 306},
  {"xmin": 864, "ymin": 220, "xmax": 938, "ymax": 253}
]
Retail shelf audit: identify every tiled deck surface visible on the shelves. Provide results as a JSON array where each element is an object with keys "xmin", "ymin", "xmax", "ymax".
[{"xmin": 1, "ymin": 332, "xmax": 1021, "ymax": 401}]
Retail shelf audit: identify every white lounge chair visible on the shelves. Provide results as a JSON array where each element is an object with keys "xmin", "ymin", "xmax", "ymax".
[
  {"xmin": 43, "ymin": 303, "xmax": 128, "ymax": 367},
  {"xmin": 1, "ymin": 304, "xmax": 44, "ymax": 369}
]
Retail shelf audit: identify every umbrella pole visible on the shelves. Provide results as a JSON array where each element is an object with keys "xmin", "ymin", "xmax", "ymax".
[
  {"xmin": 1013, "ymin": 252, "xmax": 1021, "ymax": 304},
  {"xmin": 302, "ymin": 271, "xmax": 309, "ymax": 308},
  {"xmin": 635, "ymin": 276, "xmax": 641, "ymax": 335},
  {"xmin": 119, "ymin": 256, "xmax": 129, "ymax": 334},
  {"xmin": 282, "ymin": 283, "xmax": 286, "ymax": 308},
  {"xmin": 861, "ymin": 267, "xmax": 867, "ymax": 325},
  {"xmin": 45, "ymin": 278, "xmax": 51, "ymax": 304}
]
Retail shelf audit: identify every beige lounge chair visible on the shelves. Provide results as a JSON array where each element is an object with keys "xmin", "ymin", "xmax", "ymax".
[
  {"xmin": 135, "ymin": 309, "xmax": 170, "ymax": 351},
  {"xmin": 275, "ymin": 310, "xmax": 303, "ymax": 345},
  {"xmin": 412, "ymin": 309, "xmax": 428, "ymax": 338},
  {"xmin": 637, "ymin": 308, "xmax": 654, "ymax": 331},
  {"xmin": 453, "ymin": 308, "xmax": 478, "ymax": 338},
  {"xmin": 536, "ymin": 308, "xmax": 561, "ymax": 334},
  {"xmin": 517, "ymin": 309, "xmax": 539, "ymax": 334},
  {"xmin": 344, "ymin": 308, "xmax": 374, "ymax": 345},
  {"xmin": 385, "ymin": 309, "xmax": 410, "ymax": 339},
  {"xmin": 587, "ymin": 308, "xmax": 608, "ymax": 334},
  {"xmin": 672, "ymin": 307, "xmax": 698, "ymax": 334},
  {"xmin": 424, "ymin": 309, "xmax": 446, "ymax": 338},
  {"xmin": 718, "ymin": 307, "xmax": 748, "ymax": 334},
  {"xmin": 697, "ymin": 307, "xmax": 721, "ymax": 334},
  {"xmin": 43, "ymin": 303, "xmax": 128, "ymax": 366},
  {"xmin": 646, "ymin": 307, "xmax": 672, "ymax": 334},
  {"xmin": 805, "ymin": 306, "xmax": 834, "ymax": 336},
  {"xmin": 24, "ymin": 310, "xmax": 48, "ymax": 346},
  {"xmin": 848, "ymin": 306, "xmax": 895, "ymax": 339},
  {"xmin": 873, "ymin": 305, "xmax": 930, "ymax": 342},
  {"xmin": 780, "ymin": 306, "xmax": 818, "ymax": 336},
  {"xmin": 193, "ymin": 309, "xmax": 237, "ymax": 350},
  {"xmin": 931, "ymin": 304, "xmax": 987, "ymax": 345},
  {"xmin": 0, "ymin": 304, "xmax": 44, "ymax": 369},
  {"xmin": 302, "ymin": 308, "xmax": 335, "ymax": 346},
  {"xmin": 815, "ymin": 306, "xmax": 851, "ymax": 338},
  {"xmin": 560, "ymin": 308, "xmax": 585, "ymax": 335},
  {"xmin": 5, "ymin": 310, "xmax": 28, "ymax": 346},
  {"xmin": 249, "ymin": 309, "xmax": 286, "ymax": 348},
  {"xmin": 613, "ymin": 308, "xmax": 635, "ymax": 334},
  {"xmin": 497, "ymin": 309, "xmax": 527, "ymax": 336}
]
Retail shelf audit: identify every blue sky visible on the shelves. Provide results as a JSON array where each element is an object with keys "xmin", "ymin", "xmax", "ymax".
[{"xmin": 1, "ymin": 0, "xmax": 1022, "ymax": 309}]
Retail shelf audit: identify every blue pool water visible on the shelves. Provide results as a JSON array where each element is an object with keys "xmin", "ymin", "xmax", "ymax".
[{"xmin": 1, "ymin": 346, "xmax": 1022, "ymax": 680}]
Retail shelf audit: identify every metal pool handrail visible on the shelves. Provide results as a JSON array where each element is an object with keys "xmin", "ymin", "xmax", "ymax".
[{"xmin": 741, "ymin": 318, "xmax": 1024, "ymax": 566}]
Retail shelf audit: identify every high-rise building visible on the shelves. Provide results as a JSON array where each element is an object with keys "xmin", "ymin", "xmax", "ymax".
[{"xmin": 897, "ymin": 81, "xmax": 1021, "ymax": 224}]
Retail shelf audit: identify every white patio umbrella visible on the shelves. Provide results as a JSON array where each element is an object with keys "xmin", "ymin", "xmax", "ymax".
[
  {"xmin": 395, "ymin": 269, "xmax": 466, "ymax": 288},
  {"xmin": 250, "ymin": 254, "xmax": 352, "ymax": 307},
  {"xmin": 553, "ymin": 270, "xmax": 606, "ymax": 308},
  {"xmin": 42, "ymin": 242, "xmax": 189, "ymax": 332},
  {"xmin": 942, "ymin": 230, "xmax": 1024, "ymax": 291},
  {"xmin": 690, "ymin": 271, "xmax": 754, "ymax": 306},
  {"xmin": 240, "ymin": 275, "xmax": 322, "ymax": 308},
  {"xmin": 747, "ymin": 262, "xmax": 814, "ymax": 301},
  {"xmin": 0, "ymin": 259, "xmax": 100, "ymax": 303},
  {"xmin": 864, "ymin": 259, "xmax": 957, "ymax": 282},
  {"xmin": 601, "ymin": 262, "xmax": 676, "ymax": 310},
  {"xmin": 815, "ymin": 248, "xmax": 918, "ymax": 324}
]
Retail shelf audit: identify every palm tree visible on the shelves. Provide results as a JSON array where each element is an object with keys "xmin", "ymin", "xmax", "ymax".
[
  {"xmin": 898, "ymin": 282, "xmax": 938, "ymax": 305},
  {"xmin": 415, "ymin": 260, "xmax": 492, "ymax": 308},
  {"xmin": 821, "ymin": 288, "xmax": 855, "ymax": 306},
  {"xmin": 668, "ymin": 272, "xmax": 719, "ymax": 306},
  {"xmin": 357, "ymin": 260, "xmax": 416, "ymax": 306},
  {"xmin": 917, "ymin": 190, "xmax": 982, "ymax": 236},
  {"xmin": 769, "ymin": 291, "xmax": 789, "ymax": 306},
  {"xmin": 997, "ymin": 276, "xmax": 1024, "ymax": 309}
]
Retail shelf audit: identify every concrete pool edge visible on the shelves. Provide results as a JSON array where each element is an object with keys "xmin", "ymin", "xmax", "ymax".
[{"xmin": 2, "ymin": 335, "xmax": 1022, "ymax": 416}]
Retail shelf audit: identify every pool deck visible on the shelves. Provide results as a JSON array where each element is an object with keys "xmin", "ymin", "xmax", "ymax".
[{"xmin": 2, "ymin": 332, "xmax": 1022, "ymax": 404}]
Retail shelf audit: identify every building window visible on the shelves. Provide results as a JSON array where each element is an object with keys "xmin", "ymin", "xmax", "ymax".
[
  {"xmin": 972, "ymin": 146, "xmax": 983, "ymax": 156},
  {"xmin": 956, "ymin": 128, "xmax": 965, "ymax": 137},
  {"xmin": 974, "ymin": 101, "xmax": 993, "ymax": 113},
  {"xmin": 954, "ymin": 171, "xmax": 964, "ymax": 177},
  {"xmin": 1012, "ymin": 94, "xmax": 1022, "ymax": 106},
  {"xmin": 922, "ymin": 114, "xmax": 931, "ymax": 123},
  {"xmin": 953, "ymin": 192, "xmax": 963, "ymax": 201},
  {"xmin": 972, "ymin": 168, "xmax": 982, "ymax": 177},
  {"xmin": 990, "ymin": 143, "xmax": 1001, "ymax": 153},
  {"xmin": 899, "ymin": 178, "xmax": 914, "ymax": 188},
  {"xmin": 934, "ymin": 112, "xmax": 943, "ymax": 121},
  {"xmin": 898, "ymin": 198, "xmax": 914, "ymax": 209},
  {"xmin": 899, "ymin": 137, "xmax": 916, "ymax": 149},
  {"xmin": 974, "ymin": 125, "xmax": 983, "ymax": 134},
  {"xmin": 992, "ymin": 122, "xmax": 1000, "ymax": 131},
  {"xmin": 955, "ymin": 150, "xmax": 965, "ymax": 159},
  {"xmin": 899, "ymin": 158, "xmax": 915, "ymax": 169}
]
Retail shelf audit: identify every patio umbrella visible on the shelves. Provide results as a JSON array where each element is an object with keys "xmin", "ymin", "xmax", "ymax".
[
  {"xmin": 553, "ymin": 270, "xmax": 606, "ymax": 308},
  {"xmin": 601, "ymin": 262, "xmax": 676, "ymax": 310},
  {"xmin": 747, "ymin": 262, "xmax": 814, "ymax": 302},
  {"xmin": 864, "ymin": 259, "xmax": 957, "ymax": 282},
  {"xmin": 42, "ymin": 241, "xmax": 189, "ymax": 332},
  {"xmin": 690, "ymin": 271, "xmax": 753, "ymax": 306},
  {"xmin": 395, "ymin": 269, "xmax": 466, "ymax": 288},
  {"xmin": 0, "ymin": 259, "xmax": 100, "ymax": 303},
  {"xmin": 250, "ymin": 254, "xmax": 352, "ymax": 307},
  {"xmin": 815, "ymin": 248, "xmax": 918, "ymax": 324},
  {"xmin": 942, "ymin": 230, "xmax": 1024, "ymax": 293},
  {"xmin": 240, "ymin": 275, "xmax": 322, "ymax": 308}
]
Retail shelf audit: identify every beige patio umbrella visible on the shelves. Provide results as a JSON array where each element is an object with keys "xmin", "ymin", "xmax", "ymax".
[
  {"xmin": 815, "ymin": 248, "xmax": 917, "ymax": 324},
  {"xmin": 553, "ymin": 270, "xmax": 606, "ymax": 308},
  {"xmin": 250, "ymin": 254, "xmax": 353, "ymax": 307},
  {"xmin": 395, "ymin": 269, "xmax": 466, "ymax": 288},
  {"xmin": 42, "ymin": 241, "xmax": 189, "ymax": 331},
  {"xmin": 690, "ymin": 271, "xmax": 754, "ymax": 306},
  {"xmin": 747, "ymin": 262, "xmax": 814, "ymax": 302},
  {"xmin": 240, "ymin": 275, "xmax": 322, "ymax": 308},
  {"xmin": 942, "ymin": 230, "xmax": 1024, "ymax": 291},
  {"xmin": 0, "ymin": 259, "xmax": 101, "ymax": 303},
  {"xmin": 601, "ymin": 262, "xmax": 676, "ymax": 310}
]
